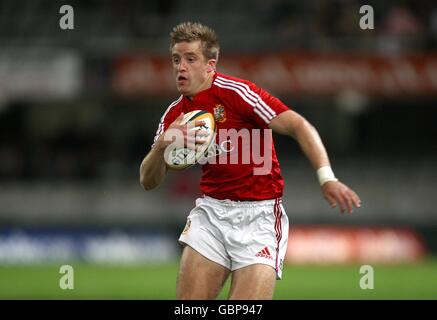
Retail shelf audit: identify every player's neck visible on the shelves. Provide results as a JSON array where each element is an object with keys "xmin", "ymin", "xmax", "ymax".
[{"xmin": 187, "ymin": 72, "xmax": 215, "ymax": 100}]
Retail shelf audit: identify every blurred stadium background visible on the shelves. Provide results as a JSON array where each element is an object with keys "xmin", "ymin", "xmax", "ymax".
[{"xmin": 0, "ymin": 0, "xmax": 437, "ymax": 299}]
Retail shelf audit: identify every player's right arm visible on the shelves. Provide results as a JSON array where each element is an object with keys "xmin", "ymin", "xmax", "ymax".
[
  {"xmin": 139, "ymin": 136, "xmax": 170, "ymax": 191},
  {"xmin": 139, "ymin": 112, "xmax": 184, "ymax": 190}
]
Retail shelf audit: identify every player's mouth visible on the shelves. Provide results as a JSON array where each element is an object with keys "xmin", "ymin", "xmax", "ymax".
[{"xmin": 177, "ymin": 75, "xmax": 188, "ymax": 84}]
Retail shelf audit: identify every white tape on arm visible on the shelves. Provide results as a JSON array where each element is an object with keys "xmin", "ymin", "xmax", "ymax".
[{"xmin": 317, "ymin": 166, "xmax": 338, "ymax": 186}]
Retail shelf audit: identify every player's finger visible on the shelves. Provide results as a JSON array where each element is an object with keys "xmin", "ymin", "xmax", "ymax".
[
  {"xmin": 176, "ymin": 112, "xmax": 185, "ymax": 123},
  {"xmin": 324, "ymin": 193, "xmax": 337, "ymax": 208},
  {"xmin": 194, "ymin": 120, "xmax": 206, "ymax": 127},
  {"xmin": 186, "ymin": 135, "xmax": 197, "ymax": 147},
  {"xmin": 344, "ymin": 191, "xmax": 354, "ymax": 214},
  {"xmin": 187, "ymin": 134, "xmax": 207, "ymax": 146},
  {"xmin": 195, "ymin": 137, "xmax": 207, "ymax": 144},
  {"xmin": 335, "ymin": 194, "xmax": 346, "ymax": 214},
  {"xmin": 196, "ymin": 129, "xmax": 208, "ymax": 137},
  {"xmin": 350, "ymin": 190, "xmax": 362, "ymax": 208}
]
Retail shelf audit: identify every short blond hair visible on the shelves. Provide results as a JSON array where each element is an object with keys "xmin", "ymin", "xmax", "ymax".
[{"xmin": 170, "ymin": 22, "xmax": 220, "ymax": 61}]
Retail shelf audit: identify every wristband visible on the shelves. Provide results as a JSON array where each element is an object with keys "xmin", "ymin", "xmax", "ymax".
[{"xmin": 317, "ymin": 166, "xmax": 338, "ymax": 186}]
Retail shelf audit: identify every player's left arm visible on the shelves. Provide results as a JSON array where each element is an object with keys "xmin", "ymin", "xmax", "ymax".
[{"xmin": 269, "ymin": 110, "xmax": 361, "ymax": 214}]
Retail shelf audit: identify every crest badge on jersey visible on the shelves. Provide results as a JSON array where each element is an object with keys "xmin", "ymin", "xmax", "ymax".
[{"xmin": 213, "ymin": 104, "xmax": 226, "ymax": 123}]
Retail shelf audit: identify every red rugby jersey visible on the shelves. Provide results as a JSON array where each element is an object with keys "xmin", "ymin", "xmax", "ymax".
[{"xmin": 153, "ymin": 72, "xmax": 290, "ymax": 201}]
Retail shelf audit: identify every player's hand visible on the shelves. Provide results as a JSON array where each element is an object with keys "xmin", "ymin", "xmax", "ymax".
[
  {"xmin": 156, "ymin": 113, "xmax": 207, "ymax": 150},
  {"xmin": 321, "ymin": 181, "xmax": 361, "ymax": 214}
]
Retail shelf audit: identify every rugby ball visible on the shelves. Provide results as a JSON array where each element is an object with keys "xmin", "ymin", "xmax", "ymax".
[{"xmin": 164, "ymin": 110, "xmax": 216, "ymax": 170}]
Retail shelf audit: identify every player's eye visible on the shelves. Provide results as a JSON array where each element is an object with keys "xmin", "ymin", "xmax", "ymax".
[{"xmin": 172, "ymin": 57, "xmax": 180, "ymax": 64}]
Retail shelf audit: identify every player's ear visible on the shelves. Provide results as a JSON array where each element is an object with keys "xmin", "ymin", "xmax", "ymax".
[{"xmin": 207, "ymin": 59, "xmax": 217, "ymax": 73}]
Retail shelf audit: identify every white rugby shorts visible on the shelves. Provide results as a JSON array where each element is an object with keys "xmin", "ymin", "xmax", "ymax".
[{"xmin": 178, "ymin": 195, "xmax": 289, "ymax": 279}]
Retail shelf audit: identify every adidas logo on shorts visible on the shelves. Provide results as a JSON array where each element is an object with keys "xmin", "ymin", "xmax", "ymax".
[{"xmin": 255, "ymin": 247, "xmax": 273, "ymax": 260}]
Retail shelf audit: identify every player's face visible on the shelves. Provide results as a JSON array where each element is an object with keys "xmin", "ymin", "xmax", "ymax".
[{"xmin": 171, "ymin": 40, "xmax": 216, "ymax": 97}]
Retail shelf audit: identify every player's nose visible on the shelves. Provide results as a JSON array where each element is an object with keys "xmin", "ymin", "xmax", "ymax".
[{"xmin": 177, "ymin": 60, "xmax": 188, "ymax": 72}]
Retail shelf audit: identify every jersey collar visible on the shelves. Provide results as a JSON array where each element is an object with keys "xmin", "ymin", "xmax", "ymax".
[{"xmin": 184, "ymin": 72, "xmax": 218, "ymax": 103}]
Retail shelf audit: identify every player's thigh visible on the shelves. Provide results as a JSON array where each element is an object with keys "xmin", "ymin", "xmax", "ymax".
[
  {"xmin": 228, "ymin": 263, "xmax": 276, "ymax": 300},
  {"xmin": 177, "ymin": 245, "xmax": 231, "ymax": 300}
]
